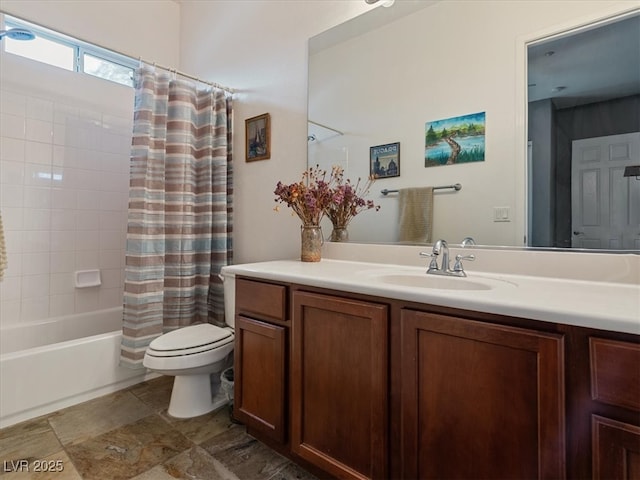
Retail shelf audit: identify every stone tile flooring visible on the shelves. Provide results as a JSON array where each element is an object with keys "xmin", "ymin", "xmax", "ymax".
[{"xmin": 0, "ymin": 376, "xmax": 319, "ymax": 480}]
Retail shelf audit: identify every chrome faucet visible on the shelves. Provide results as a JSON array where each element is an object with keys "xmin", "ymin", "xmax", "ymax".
[
  {"xmin": 420, "ymin": 239, "xmax": 475, "ymax": 277},
  {"xmin": 461, "ymin": 236, "xmax": 476, "ymax": 247},
  {"xmin": 433, "ymin": 239, "xmax": 450, "ymax": 274}
]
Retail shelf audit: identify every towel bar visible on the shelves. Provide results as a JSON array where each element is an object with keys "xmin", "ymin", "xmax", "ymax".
[{"xmin": 381, "ymin": 183, "xmax": 462, "ymax": 196}]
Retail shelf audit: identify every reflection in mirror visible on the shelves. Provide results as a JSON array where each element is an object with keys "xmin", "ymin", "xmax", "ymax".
[
  {"xmin": 527, "ymin": 14, "xmax": 640, "ymax": 250},
  {"xmin": 308, "ymin": 2, "xmax": 639, "ymax": 251}
]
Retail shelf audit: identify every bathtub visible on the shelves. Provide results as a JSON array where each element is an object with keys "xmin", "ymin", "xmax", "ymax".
[{"xmin": 0, "ymin": 307, "xmax": 156, "ymax": 428}]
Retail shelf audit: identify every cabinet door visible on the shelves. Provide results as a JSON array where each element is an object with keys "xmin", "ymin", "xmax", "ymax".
[
  {"xmin": 401, "ymin": 309, "xmax": 565, "ymax": 480},
  {"xmin": 291, "ymin": 291, "xmax": 388, "ymax": 480},
  {"xmin": 590, "ymin": 337, "xmax": 640, "ymax": 411},
  {"xmin": 234, "ymin": 315, "xmax": 287, "ymax": 444},
  {"xmin": 593, "ymin": 415, "xmax": 640, "ymax": 480}
]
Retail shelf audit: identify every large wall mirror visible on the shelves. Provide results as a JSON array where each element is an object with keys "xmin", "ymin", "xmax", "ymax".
[{"xmin": 308, "ymin": 1, "xmax": 639, "ymax": 251}]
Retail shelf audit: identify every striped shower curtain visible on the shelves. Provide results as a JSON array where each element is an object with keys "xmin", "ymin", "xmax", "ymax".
[{"xmin": 121, "ymin": 66, "xmax": 233, "ymax": 368}]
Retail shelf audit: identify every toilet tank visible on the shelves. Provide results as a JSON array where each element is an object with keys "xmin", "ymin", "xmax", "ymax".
[{"xmin": 221, "ymin": 269, "xmax": 235, "ymax": 328}]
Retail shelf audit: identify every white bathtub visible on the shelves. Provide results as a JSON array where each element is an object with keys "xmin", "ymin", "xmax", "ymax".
[{"xmin": 0, "ymin": 307, "xmax": 156, "ymax": 428}]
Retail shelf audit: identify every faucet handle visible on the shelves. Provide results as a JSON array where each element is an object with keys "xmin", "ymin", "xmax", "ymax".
[
  {"xmin": 453, "ymin": 254, "xmax": 475, "ymax": 275},
  {"xmin": 419, "ymin": 251, "xmax": 439, "ymax": 271}
]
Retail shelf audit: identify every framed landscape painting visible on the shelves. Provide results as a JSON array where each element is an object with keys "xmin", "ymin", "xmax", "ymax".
[{"xmin": 425, "ymin": 112, "xmax": 485, "ymax": 167}]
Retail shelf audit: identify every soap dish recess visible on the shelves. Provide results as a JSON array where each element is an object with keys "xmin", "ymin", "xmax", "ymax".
[{"xmin": 75, "ymin": 269, "xmax": 101, "ymax": 288}]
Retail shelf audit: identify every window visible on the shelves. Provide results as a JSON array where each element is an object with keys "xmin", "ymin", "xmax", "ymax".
[
  {"xmin": 4, "ymin": 32, "xmax": 74, "ymax": 70},
  {"xmin": 2, "ymin": 15, "xmax": 137, "ymax": 87},
  {"xmin": 82, "ymin": 53, "xmax": 135, "ymax": 87}
]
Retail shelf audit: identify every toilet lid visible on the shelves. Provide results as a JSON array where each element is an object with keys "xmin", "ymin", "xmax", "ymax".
[{"xmin": 149, "ymin": 323, "xmax": 232, "ymax": 352}]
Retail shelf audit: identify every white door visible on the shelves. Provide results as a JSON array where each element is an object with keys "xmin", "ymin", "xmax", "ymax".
[{"xmin": 571, "ymin": 132, "xmax": 640, "ymax": 249}]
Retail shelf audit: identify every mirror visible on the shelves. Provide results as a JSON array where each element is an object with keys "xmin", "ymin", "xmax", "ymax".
[{"xmin": 308, "ymin": 1, "xmax": 640, "ymax": 250}]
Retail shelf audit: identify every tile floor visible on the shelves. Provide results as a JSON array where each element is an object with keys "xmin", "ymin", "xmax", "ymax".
[{"xmin": 0, "ymin": 376, "xmax": 319, "ymax": 480}]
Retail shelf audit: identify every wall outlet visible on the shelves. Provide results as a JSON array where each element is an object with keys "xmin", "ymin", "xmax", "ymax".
[{"xmin": 493, "ymin": 206, "xmax": 511, "ymax": 222}]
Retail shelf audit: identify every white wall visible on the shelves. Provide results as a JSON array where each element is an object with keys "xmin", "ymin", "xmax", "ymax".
[
  {"xmin": 180, "ymin": 0, "xmax": 638, "ymax": 261},
  {"xmin": 178, "ymin": 0, "xmax": 372, "ymax": 263},
  {"xmin": 310, "ymin": 3, "xmax": 521, "ymax": 245},
  {"xmin": 0, "ymin": 0, "xmax": 180, "ymax": 66}
]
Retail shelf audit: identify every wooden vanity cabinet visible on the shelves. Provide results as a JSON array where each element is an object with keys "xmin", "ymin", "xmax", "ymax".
[
  {"xmin": 233, "ymin": 278, "xmax": 288, "ymax": 444},
  {"xmin": 291, "ymin": 291, "xmax": 389, "ymax": 480},
  {"xmin": 589, "ymin": 337, "xmax": 640, "ymax": 479},
  {"xmin": 233, "ymin": 276, "xmax": 640, "ymax": 480},
  {"xmin": 400, "ymin": 308, "xmax": 565, "ymax": 479}
]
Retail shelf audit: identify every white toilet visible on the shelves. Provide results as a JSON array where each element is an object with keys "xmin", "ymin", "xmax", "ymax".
[{"xmin": 143, "ymin": 273, "xmax": 236, "ymax": 418}]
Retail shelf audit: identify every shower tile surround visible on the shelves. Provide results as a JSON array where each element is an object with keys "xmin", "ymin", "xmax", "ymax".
[
  {"xmin": 0, "ymin": 64, "xmax": 132, "ymax": 326},
  {"xmin": 0, "ymin": 376, "xmax": 317, "ymax": 480}
]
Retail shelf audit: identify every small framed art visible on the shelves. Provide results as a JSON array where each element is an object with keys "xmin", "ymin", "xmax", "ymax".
[
  {"xmin": 245, "ymin": 113, "xmax": 271, "ymax": 162},
  {"xmin": 425, "ymin": 111, "xmax": 485, "ymax": 167},
  {"xmin": 370, "ymin": 142, "xmax": 400, "ymax": 178}
]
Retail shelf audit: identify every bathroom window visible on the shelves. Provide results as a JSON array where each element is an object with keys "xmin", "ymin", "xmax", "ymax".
[
  {"xmin": 4, "ymin": 29, "xmax": 75, "ymax": 71},
  {"xmin": 81, "ymin": 52, "xmax": 135, "ymax": 87},
  {"xmin": 2, "ymin": 15, "xmax": 136, "ymax": 87}
]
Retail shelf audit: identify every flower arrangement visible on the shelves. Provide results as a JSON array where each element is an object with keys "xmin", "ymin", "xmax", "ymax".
[
  {"xmin": 274, "ymin": 165, "xmax": 379, "ymax": 229},
  {"xmin": 273, "ymin": 165, "xmax": 334, "ymax": 226},
  {"xmin": 326, "ymin": 166, "xmax": 380, "ymax": 231}
]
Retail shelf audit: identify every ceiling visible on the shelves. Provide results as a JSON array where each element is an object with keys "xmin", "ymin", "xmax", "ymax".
[{"xmin": 527, "ymin": 13, "xmax": 640, "ymax": 109}]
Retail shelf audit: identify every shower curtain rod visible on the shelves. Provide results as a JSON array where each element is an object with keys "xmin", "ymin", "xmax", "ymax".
[
  {"xmin": 139, "ymin": 59, "xmax": 235, "ymax": 94},
  {"xmin": 308, "ymin": 120, "xmax": 344, "ymax": 136}
]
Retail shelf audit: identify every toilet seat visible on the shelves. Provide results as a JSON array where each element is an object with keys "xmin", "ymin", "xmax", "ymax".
[{"xmin": 146, "ymin": 323, "xmax": 233, "ymax": 358}]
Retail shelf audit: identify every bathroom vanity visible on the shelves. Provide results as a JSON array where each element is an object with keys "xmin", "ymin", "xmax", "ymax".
[{"xmin": 223, "ymin": 247, "xmax": 639, "ymax": 479}]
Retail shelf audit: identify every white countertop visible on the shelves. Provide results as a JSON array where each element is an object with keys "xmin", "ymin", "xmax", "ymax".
[{"xmin": 222, "ymin": 258, "xmax": 640, "ymax": 335}]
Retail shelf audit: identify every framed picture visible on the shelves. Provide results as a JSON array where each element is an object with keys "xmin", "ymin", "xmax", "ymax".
[
  {"xmin": 425, "ymin": 111, "xmax": 485, "ymax": 167},
  {"xmin": 370, "ymin": 142, "xmax": 400, "ymax": 179},
  {"xmin": 245, "ymin": 113, "xmax": 271, "ymax": 162}
]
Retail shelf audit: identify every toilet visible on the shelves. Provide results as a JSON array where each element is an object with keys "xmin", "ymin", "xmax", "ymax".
[{"xmin": 143, "ymin": 273, "xmax": 236, "ymax": 418}]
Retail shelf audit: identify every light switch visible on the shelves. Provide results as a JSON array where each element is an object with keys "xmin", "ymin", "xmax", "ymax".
[{"xmin": 493, "ymin": 207, "xmax": 510, "ymax": 222}]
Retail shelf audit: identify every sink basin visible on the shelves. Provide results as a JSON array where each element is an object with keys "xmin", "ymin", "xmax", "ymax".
[{"xmin": 363, "ymin": 270, "xmax": 517, "ymax": 291}]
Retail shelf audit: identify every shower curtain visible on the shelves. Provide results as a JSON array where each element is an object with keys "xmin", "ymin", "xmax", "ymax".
[{"xmin": 121, "ymin": 66, "xmax": 233, "ymax": 368}]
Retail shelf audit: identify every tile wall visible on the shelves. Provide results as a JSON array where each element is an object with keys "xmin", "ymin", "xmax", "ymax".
[{"xmin": 0, "ymin": 58, "xmax": 134, "ymax": 325}]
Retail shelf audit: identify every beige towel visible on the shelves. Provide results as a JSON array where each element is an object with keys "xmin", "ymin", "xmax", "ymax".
[
  {"xmin": 0, "ymin": 212, "xmax": 7, "ymax": 280},
  {"xmin": 398, "ymin": 187, "xmax": 434, "ymax": 243}
]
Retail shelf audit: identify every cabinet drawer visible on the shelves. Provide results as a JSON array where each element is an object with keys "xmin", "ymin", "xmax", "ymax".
[
  {"xmin": 590, "ymin": 337, "xmax": 640, "ymax": 411},
  {"xmin": 236, "ymin": 278, "xmax": 287, "ymax": 322}
]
